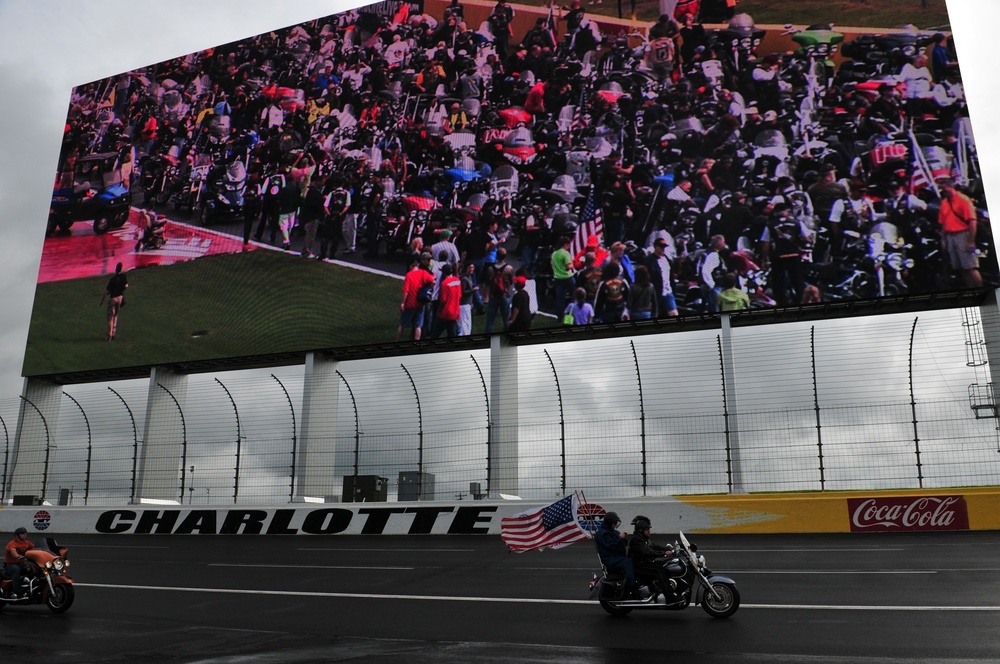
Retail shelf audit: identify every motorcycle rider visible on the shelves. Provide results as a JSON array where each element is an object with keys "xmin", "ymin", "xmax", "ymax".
[
  {"xmin": 627, "ymin": 515, "xmax": 675, "ymax": 598},
  {"xmin": 4, "ymin": 527, "xmax": 34, "ymax": 599},
  {"xmin": 595, "ymin": 512, "xmax": 638, "ymax": 596},
  {"xmin": 882, "ymin": 179, "xmax": 927, "ymax": 230}
]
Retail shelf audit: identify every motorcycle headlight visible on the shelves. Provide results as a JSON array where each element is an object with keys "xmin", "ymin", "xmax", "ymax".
[
  {"xmin": 53, "ymin": 558, "xmax": 66, "ymax": 572},
  {"xmin": 887, "ymin": 253, "xmax": 905, "ymax": 271},
  {"xmin": 698, "ymin": 554, "xmax": 707, "ymax": 569},
  {"xmin": 904, "ymin": 258, "xmax": 915, "ymax": 269}
]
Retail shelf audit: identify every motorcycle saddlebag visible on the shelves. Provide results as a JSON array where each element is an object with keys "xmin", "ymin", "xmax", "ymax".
[{"xmin": 597, "ymin": 574, "xmax": 627, "ymax": 601}]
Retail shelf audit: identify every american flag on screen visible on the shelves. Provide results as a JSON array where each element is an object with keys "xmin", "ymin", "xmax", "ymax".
[
  {"xmin": 569, "ymin": 185, "xmax": 604, "ymax": 257},
  {"xmin": 500, "ymin": 494, "xmax": 592, "ymax": 552}
]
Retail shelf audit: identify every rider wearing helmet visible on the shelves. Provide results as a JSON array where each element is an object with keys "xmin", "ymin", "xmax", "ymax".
[
  {"xmin": 627, "ymin": 515, "xmax": 675, "ymax": 597},
  {"xmin": 595, "ymin": 512, "xmax": 638, "ymax": 595},
  {"xmin": 4, "ymin": 527, "xmax": 34, "ymax": 599}
]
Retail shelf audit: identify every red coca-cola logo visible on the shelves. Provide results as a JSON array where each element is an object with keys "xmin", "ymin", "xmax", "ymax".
[{"xmin": 848, "ymin": 496, "xmax": 970, "ymax": 532}]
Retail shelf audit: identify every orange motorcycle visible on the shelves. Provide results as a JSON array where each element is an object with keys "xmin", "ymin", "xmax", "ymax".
[{"xmin": 0, "ymin": 538, "xmax": 74, "ymax": 613}]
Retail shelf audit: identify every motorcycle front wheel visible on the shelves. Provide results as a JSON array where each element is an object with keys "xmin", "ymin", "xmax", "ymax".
[
  {"xmin": 701, "ymin": 582, "xmax": 739, "ymax": 619},
  {"xmin": 46, "ymin": 583, "xmax": 74, "ymax": 614},
  {"xmin": 599, "ymin": 599, "xmax": 633, "ymax": 616}
]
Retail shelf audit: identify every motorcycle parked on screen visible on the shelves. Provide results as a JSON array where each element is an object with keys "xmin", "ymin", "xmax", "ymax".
[
  {"xmin": 0, "ymin": 537, "xmax": 75, "ymax": 614},
  {"xmin": 589, "ymin": 531, "xmax": 739, "ymax": 618}
]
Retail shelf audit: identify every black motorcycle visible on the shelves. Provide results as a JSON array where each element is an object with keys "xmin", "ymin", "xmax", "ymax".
[{"xmin": 589, "ymin": 531, "xmax": 740, "ymax": 618}]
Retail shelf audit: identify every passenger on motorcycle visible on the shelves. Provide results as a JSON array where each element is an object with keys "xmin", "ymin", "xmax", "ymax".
[
  {"xmin": 595, "ymin": 512, "xmax": 638, "ymax": 594},
  {"xmin": 4, "ymin": 527, "xmax": 34, "ymax": 598},
  {"xmin": 627, "ymin": 515, "xmax": 675, "ymax": 597}
]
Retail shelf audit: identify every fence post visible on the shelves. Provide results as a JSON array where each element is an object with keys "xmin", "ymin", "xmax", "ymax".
[
  {"xmin": 810, "ymin": 326, "xmax": 825, "ymax": 490},
  {"xmin": 17, "ymin": 397, "xmax": 51, "ymax": 501},
  {"xmin": 62, "ymin": 393, "xmax": 92, "ymax": 505},
  {"xmin": 543, "ymin": 349, "xmax": 566, "ymax": 494},
  {"xmin": 0, "ymin": 415, "xmax": 7, "ymax": 503},
  {"xmin": 400, "ymin": 363, "xmax": 423, "ymax": 499},
  {"xmin": 336, "ymin": 371, "xmax": 360, "ymax": 485},
  {"xmin": 629, "ymin": 341, "xmax": 647, "ymax": 496},
  {"xmin": 909, "ymin": 317, "xmax": 923, "ymax": 488},
  {"xmin": 270, "ymin": 374, "xmax": 296, "ymax": 502},
  {"xmin": 107, "ymin": 387, "xmax": 138, "ymax": 504},
  {"xmin": 215, "ymin": 378, "xmax": 241, "ymax": 504},
  {"xmin": 470, "ymin": 355, "xmax": 491, "ymax": 496},
  {"xmin": 156, "ymin": 384, "xmax": 187, "ymax": 503}
]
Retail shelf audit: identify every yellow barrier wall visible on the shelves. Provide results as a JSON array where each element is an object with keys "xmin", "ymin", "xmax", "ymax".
[{"xmin": 676, "ymin": 487, "xmax": 1000, "ymax": 534}]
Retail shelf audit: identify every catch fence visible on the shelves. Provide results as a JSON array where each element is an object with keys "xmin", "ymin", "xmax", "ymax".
[{"xmin": 1, "ymin": 309, "xmax": 998, "ymax": 505}]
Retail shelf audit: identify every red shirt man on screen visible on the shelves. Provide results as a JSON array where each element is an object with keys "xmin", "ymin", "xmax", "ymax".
[
  {"xmin": 937, "ymin": 176, "xmax": 982, "ymax": 288},
  {"xmin": 397, "ymin": 258, "xmax": 436, "ymax": 341},
  {"xmin": 432, "ymin": 264, "xmax": 462, "ymax": 338}
]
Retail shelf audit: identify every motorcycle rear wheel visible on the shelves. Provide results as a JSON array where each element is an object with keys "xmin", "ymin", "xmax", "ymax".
[
  {"xmin": 701, "ymin": 582, "xmax": 739, "ymax": 619},
  {"xmin": 46, "ymin": 583, "xmax": 74, "ymax": 614},
  {"xmin": 599, "ymin": 599, "xmax": 633, "ymax": 616}
]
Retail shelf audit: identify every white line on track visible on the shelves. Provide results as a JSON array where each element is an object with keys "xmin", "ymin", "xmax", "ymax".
[
  {"xmin": 210, "ymin": 564, "xmax": 414, "ymax": 570},
  {"xmin": 73, "ymin": 583, "xmax": 1000, "ymax": 611},
  {"xmin": 68, "ymin": 545, "xmax": 172, "ymax": 549},
  {"xmin": 726, "ymin": 570, "xmax": 937, "ymax": 574},
  {"xmin": 510, "ymin": 567, "xmax": 935, "ymax": 574},
  {"xmin": 297, "ymin": 548, "xmax": 474, "ymax": 552},
  {"xmin": 709, "ymin": 548, "xmax": 906, "ymax": 552}
]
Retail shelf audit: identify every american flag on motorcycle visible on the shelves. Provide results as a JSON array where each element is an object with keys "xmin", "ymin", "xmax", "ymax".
[
  {"xmin": 500, "ymin": 494, "xmax": 592, "ymax": 552},
  {"xmin": 570, "ymin": 184, "xmax": 604, "ymax": 256}
]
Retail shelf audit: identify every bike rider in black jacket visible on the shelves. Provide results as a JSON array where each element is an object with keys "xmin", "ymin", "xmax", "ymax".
[{"xmin": 627, "ymin": 515, "xmax": 675, "ymax": 598}]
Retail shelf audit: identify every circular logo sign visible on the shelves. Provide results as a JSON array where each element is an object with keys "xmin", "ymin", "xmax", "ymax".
[
  {"xmin": 32, "ymin": 510, "xmax": 52, "ymax": 531},
  {"xmin": 577, "ymin": 502, "xmax": 606, "ymax": 533}
]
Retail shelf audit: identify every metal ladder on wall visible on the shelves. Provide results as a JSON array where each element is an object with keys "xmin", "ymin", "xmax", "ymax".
[{"xmin": 963, "ymin": 308, "xmax": 998, "ymax": 419}]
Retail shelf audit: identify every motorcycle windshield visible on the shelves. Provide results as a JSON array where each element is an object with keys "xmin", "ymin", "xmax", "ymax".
[
  {"xmin": 870, "ymin": 222, "xmax": 900, "ymax": 245},
  {"xmin": 226, "ymin": 161, "xmax": 247, "ymax": 183}
]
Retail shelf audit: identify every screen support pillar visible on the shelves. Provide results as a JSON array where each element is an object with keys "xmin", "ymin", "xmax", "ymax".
[
  {"xmin": 135, "ymin": 367, "xmax": 189, "ymax": 503},
  {"xmin": 296, "ymin": 352, "xmax": 340, "ymax": 501},
  {"xmin": 488, "ymin": 335, "xmax": 519, "ymax": 498}
]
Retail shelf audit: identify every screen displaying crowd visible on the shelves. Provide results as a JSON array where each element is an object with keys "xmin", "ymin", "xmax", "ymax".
[{"xmin": 28, "ymin": 0, "xmax": 996, "ymax": 376}]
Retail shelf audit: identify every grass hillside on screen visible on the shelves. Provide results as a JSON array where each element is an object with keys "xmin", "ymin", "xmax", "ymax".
[{"xmin": 23, "ymin": 251, "xmax": 403, "ymax": 376}]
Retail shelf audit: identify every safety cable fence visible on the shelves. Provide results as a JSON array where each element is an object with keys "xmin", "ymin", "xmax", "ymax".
[{"xmin": 1, "ymin": 308, "xmax": 999, "ymax": 505}]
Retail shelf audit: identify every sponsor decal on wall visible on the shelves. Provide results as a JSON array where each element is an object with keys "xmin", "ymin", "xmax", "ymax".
[{"xmin": 848, "ymin": 496, "xmax": 970, "ymax": 532}]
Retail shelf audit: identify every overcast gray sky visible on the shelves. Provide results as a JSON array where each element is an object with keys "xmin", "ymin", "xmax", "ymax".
[{"xmin": 0, "ymin": 0, "xmax": 995, "ymax": 401}]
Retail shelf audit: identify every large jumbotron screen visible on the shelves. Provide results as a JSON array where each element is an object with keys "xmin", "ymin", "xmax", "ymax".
[{"xmin": 22, "ymin": 0, "xmax": 997, "ymax": 379}]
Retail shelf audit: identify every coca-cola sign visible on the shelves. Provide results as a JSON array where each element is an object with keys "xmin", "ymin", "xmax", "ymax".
[{"xmin": 848, "ymin": 496, "xmax": 970, "ymax": 532}]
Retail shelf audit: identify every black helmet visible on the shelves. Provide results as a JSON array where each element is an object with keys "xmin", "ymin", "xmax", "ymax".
[
  {"xmin": 602, "ymin": 512, "xmax": 620, "ymax": 529},
  {"xmin": 631, "ymin": 515, "xmax": 652, "ymax": 532},
  {"xmin": 14, "ymin": 527, "xmax": 27, "ymax": 536}
]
